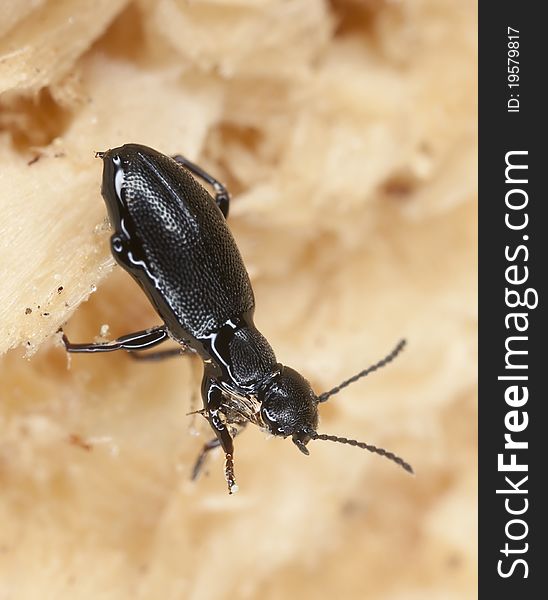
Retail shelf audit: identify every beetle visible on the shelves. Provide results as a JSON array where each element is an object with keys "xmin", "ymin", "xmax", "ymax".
[{"xmin": 62, "ymin": 144, "xmax": 413, "ymax": 493}]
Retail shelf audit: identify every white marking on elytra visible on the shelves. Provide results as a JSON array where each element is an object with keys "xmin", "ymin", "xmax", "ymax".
[
  {"xmin": 127, "ymin": 251, "xmax": 160, "ymax": 287},
  {"xmin": 113, "ymin": 156, "xmax": 125, "ymax": 201}
]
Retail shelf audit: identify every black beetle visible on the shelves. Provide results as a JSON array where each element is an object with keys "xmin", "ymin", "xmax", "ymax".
[{"xmin": 62, "ymin": 144, "xmax": 412, "ymax": 493}]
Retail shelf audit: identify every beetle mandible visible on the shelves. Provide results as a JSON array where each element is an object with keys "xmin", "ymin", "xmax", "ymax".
[{"xmin": 62, "ymin": 144, "xmax": 413, "ymax": 493}]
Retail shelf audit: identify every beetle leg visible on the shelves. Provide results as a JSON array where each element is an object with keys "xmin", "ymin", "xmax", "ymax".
[
  {"xmin": 62, "ymin": 326, "xmax": 169, "ymax": 353},
  {"xmin": 191, "ymin": 437, "xmax": 221, "ymax": 481},
  {"xmin": 210, "ymin": 412, "xmax": 238, "ymax": 494},
  {"xmin": 129, "ymin": 346, "xmax": 194, "ymax": 361},
  {"xmin": 203, "ymin": 381, "xmax": 238, "ymax": 493},
  {"xmin": 191, "ymin": 422, "xmax": 248, "ymax": 481},
  {"xmin": 171, "ymin": 154, "xmax": 230, "ymax": 218}
]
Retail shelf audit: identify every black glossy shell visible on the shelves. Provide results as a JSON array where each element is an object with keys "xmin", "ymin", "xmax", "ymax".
[{"xmin": 102, "ymin": 144, "xmax": 255, "ymax": 341}]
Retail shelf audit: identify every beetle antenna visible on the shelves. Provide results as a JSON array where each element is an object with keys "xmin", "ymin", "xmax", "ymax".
[
  {"xmin": 311, "ymin": 432, "xmax": 413, "ymax": 474},
  {"xmin": 318, "ymin": 339, "xmax": 406, "ymax": 402}
]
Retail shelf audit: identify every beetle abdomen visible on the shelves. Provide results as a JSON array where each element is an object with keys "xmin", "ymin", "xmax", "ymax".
[{"xmin": 102, "ymin": 144, "xmax": 255, "ymax": 340}]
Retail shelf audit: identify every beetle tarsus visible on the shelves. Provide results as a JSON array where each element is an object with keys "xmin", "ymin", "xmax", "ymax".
[{"xmin": 224, "ymin": 453, "xmax": 238, "ymax": 494}]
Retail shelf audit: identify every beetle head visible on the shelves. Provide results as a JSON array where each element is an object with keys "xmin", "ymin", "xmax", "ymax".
[
  {"xmin": 259, "ymin": 366, "xmax": 319, "ymax": 455},
  {"xmin": 260, "ymin": 341, "xmax": 414, "ymax": 474}
]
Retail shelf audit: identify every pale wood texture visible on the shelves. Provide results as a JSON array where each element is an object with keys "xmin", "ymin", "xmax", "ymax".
[{"xmin": 0, "ymin": 1, "xmax": 477, "ymax": 598}]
